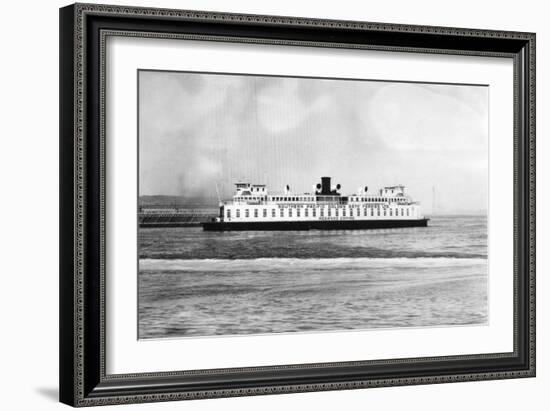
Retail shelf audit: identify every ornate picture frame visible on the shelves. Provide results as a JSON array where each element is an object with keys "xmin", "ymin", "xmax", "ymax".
[{"xmin": 59, "ymin": 3, "xmax": 535, "ymax": 406}]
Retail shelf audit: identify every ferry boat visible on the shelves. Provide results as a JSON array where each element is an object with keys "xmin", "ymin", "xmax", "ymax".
[{"xmin": 202, "ymin": 177, "xmax": 429, "ymax": 231}]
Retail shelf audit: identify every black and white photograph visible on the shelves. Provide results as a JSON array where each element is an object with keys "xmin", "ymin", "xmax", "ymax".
[{"xmin": 137, "ymin": 70, "xmax": 489, "ymax": 339}]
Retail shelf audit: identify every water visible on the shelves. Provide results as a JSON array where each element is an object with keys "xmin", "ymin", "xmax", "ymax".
[{"xmin": 138, "ymin": 216, "xmax": 487, "ymax": 339}]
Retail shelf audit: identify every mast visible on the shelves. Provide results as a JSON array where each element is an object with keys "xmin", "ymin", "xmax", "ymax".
[
  {"xmin": 432, "ymin": 185, "xmax": 436, "ymax": 216},
  {"xmin": 215, "ymin": 182, "xmax": 222, "ymax": 204}
]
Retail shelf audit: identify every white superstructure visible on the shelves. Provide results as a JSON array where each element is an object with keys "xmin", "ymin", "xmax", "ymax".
[{"xmin": 216, "ymin": 177, "xmax": 423, "ymax": 223}]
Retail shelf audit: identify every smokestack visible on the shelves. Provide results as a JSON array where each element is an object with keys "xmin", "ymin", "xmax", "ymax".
[{"xmin": 321, "ymin": 177, "xmax": 331, "ymax": 195}]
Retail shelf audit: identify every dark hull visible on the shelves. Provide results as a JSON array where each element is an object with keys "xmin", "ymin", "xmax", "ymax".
[{"xmin": 202, "ymin": 218, "xmax": 429, "ymax": 231}]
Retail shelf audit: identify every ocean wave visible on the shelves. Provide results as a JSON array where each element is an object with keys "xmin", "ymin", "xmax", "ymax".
[
  {"xmin": 140, "ymin": 250, "xmax": 487, "ymax": 260},
  {"xmin": 139, "ymin": 256, "xmax": 487, "ymax": 272}
]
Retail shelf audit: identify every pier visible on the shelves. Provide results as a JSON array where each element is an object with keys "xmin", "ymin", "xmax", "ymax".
[{"xmin": 138, "ymin": 207, "xmax": 217, "ymax": 228}]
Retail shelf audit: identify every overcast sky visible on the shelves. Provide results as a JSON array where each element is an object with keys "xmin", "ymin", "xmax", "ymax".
[{"xmin": 139, "ymin": 70, "xmax": 488, "ymax": 214}]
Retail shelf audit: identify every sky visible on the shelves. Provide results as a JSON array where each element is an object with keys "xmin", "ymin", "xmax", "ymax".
[{"xmin": 138, "ymin": 70, "xmax": 488, "ymax": 214}]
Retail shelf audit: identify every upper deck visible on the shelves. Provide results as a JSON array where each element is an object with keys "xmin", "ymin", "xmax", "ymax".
[{"xmin": 226, "ymin": 177, "xmax": 414, "ymax": 206}]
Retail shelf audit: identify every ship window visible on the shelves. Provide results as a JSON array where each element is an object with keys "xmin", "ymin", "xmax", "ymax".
[
  {"xmin": 254, "ymin": 209, "xmax": 258, "ymax": 218},
  {"xmin": 312, "ymin": 208, "xmax": 316, "ymax": 217},
  {"xmin": 272, "ymin": 209, "xmax": 276, "ymax": 217},
  {"xmin": 377, "ymin": 208, "xmax": 380, "ymax": 216},
  {"xmin": 280, "ymin": 209, "xmax": 284, "ymax": 217},
  {"xmin": 335, "ymin": 208, "xmax": 339, "ymax": 217},
  {"xmin": 342, "ymin": 208, "xmax": 346, "ymax": 217},
  {"xmin": 289, "ymin": 209, "xmax": 293, "ymax": 217},
  {"xmin": 236, "ymin": 209, "xmax": 240, "ymax": 218},
  {"xmin": 305, "ymin": 209, "xmax": 308, "ymax": 217},
  {"xmin": 227, "ymin": 209, "xmax": 231, "ymax": 219},
  {"xmin": 245, "ymin": 209, "xmax": 249, "ymax": 218},
  {"xmin": 263, "ymin": 209, "xmax": 267, "ymax": 218},
  {"xmin": 328, "ymin": 208, "xmax": 331, "ymax": 217},
  {"xmin": 297, "ymin": 209, "xmax": 301, "ymax": 217},
  {"xmin": 320, "ymin": 209, "xmax": 324, "ymax": 217},
  {"xmin": 383, "ymin": 209, "xmax": 386, "ymax": 216},
  {"xmin": 407, "ymin": 209, "xmax": 410, "ymax": 216},
  {"xmin": 356, "ymin": 208, "xmax": 360, "ymax": 217}
]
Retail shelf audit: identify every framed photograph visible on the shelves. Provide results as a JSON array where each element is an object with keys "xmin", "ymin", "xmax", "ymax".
[{"xmin": 59, "ymin": 3, "xmax": 535, "ymax": 407}]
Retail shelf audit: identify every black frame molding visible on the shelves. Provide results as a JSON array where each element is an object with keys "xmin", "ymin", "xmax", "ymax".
[{"xmin": 60, "ymin": 3, "xmax": 535, "ymax": 407}]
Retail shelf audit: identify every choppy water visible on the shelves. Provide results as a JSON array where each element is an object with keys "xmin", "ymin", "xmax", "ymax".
[{"xmin": 138, "ymin": 216, "xmax": 487, "ymax": 338}]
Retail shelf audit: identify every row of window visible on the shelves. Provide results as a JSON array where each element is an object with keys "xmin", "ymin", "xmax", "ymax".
[
  {"xmin": 273, "ymin": 204, "xmax": 398, "ymax": 209},
  {"xmin": 349, "ymin": 197, "xmax": 406, "ymax": 203},
  {"xmin": 233, "ymin": 196, "xmax": 266, "ymax": 202},
  {"xmin": 228, "ymin": 207, "xmax": 412, "ymax": 219},
  {"xmin": 233, "ymin": 196, "xmax": 407, "ymax": 204}
]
